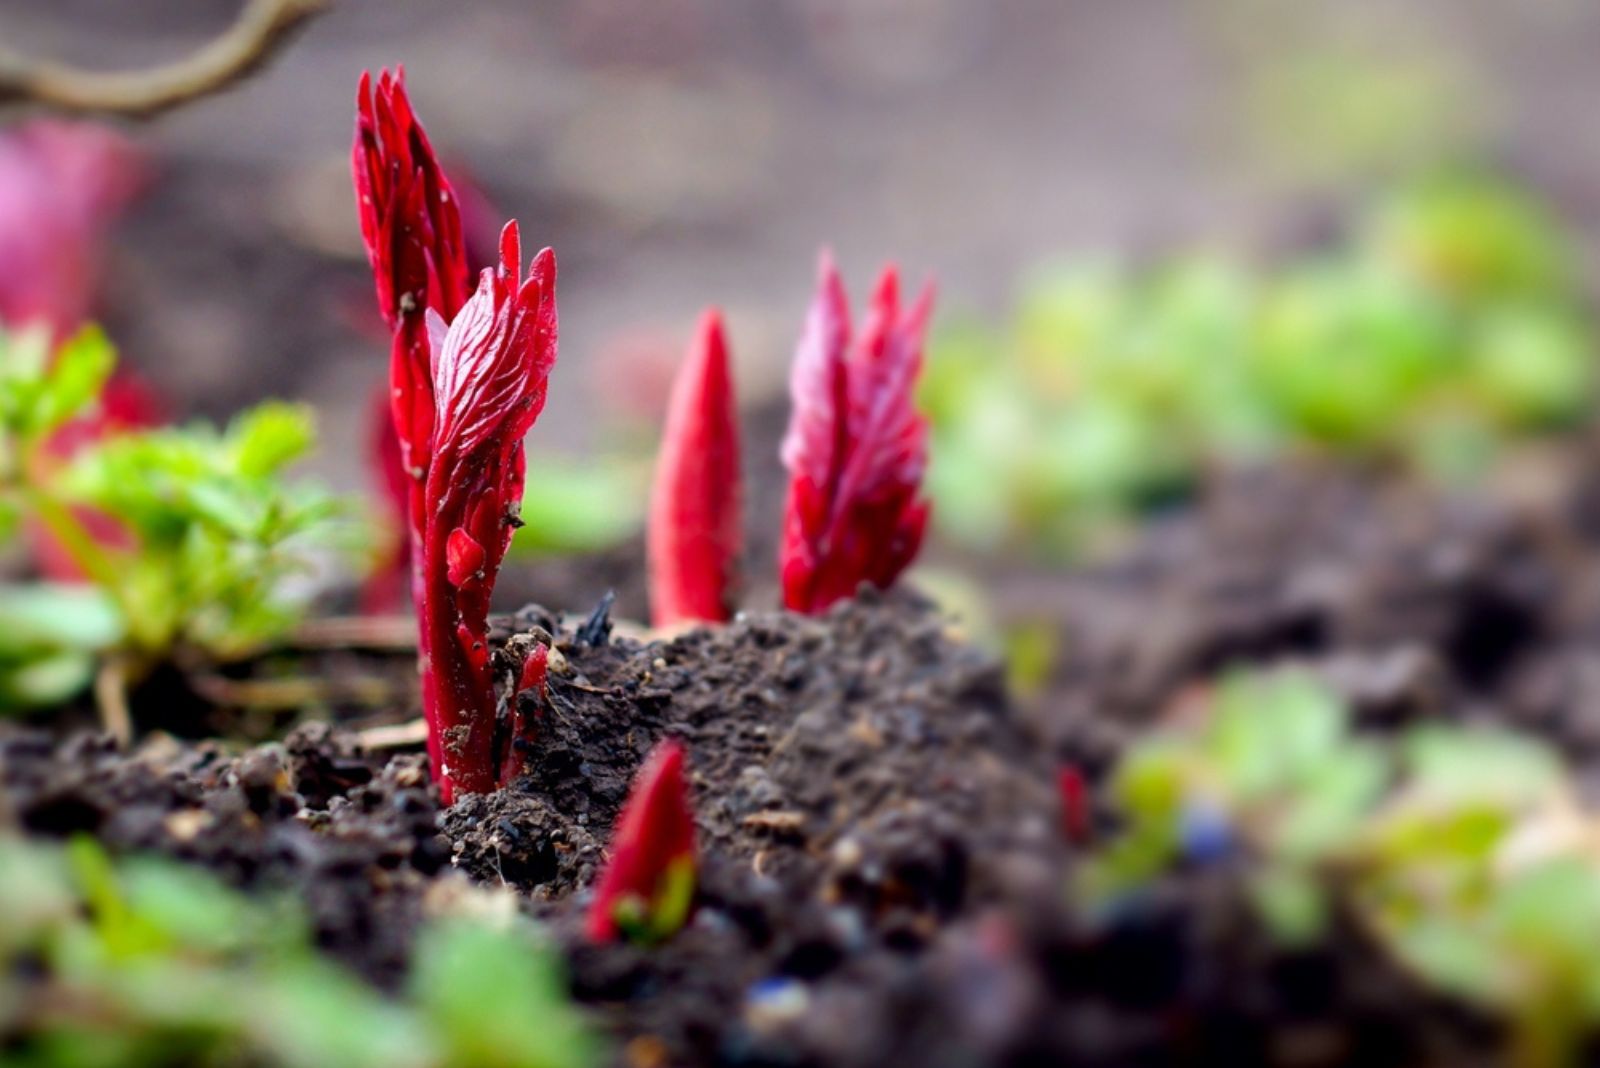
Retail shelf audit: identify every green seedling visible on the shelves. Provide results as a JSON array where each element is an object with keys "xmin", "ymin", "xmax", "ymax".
[
  {"xmin": 1086, "ymin": 671, "xmax": 1600, "ymax": 1068},
  {"xmin": 512, "ymin": 453, "xmax": 643, "ymax": 558},
  {"xmin": 0, "ymin": 835, "xmax": 597, "ymax": 1068},
  {"xmin": 0, "ymin": 323, "xmax": 347, "ymax": 712},
  {"xmin": 925, "ymin": 172, "xmax": 1595, "ymax": 561}
]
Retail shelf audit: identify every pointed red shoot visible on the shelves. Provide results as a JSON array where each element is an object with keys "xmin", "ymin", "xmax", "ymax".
[
  {"xmin": 517, "ymin": 644, "xmax": 550, "ymax": 698},
  {"xmin": 779, "ymin": 252, "xmax": 934, "ymax": 614},
  {"xmin": 351, "ymin": 67, "xmax": 471, "ymax": 333},
  {"xmin": 587, "ymin": 739, "xmax": 698, "ymax": 944},
  {"xmin": 499, "ymin": 643, "xmax": 550, "ymax": 787},
  {"xmin": 647, "ymin": 308, "xmax": 742, "ymax": 628},
  {"xmin": 352, "ymin": 68, "xmax": 473, "ymax": 615}
]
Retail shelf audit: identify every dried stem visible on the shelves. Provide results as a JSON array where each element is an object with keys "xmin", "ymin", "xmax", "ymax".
[
  {"xmin": 289, "ymin": 614, "xmax": 418, "ymax": 652},
  {"xmin": 93, "ymin": 656, "xmax": 131, "ymax": 748},
  {"xmin": 356, "ymin": 718, "xmax": 429, "ymax": 750},
  {"xmin": 0, "ymin": 0, "xmax": 328, "ymax": 119},
  {"xmin": 188, "ymin": 672, "xmax": 399, "ymax": 711}
]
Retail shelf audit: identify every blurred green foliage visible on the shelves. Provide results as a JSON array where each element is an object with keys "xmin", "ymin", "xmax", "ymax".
[
  {"xmin": 1085, "ymin": 671, "xmax": 1600, "ymax": 1065},
  {"xmin": 0, "ymin": 584, "xmax": 122, "ymax": 711},
  {"xmin": 0, "ymin": 324, "xmax": 349, "ymax": 710},
  {"xmin": 512, "ymin": 454, "xmax": 643, "ymax": 558},
  {"xmin": 58, "ymin": 402, "xmax": 342, "ymax": 659},
  {"xmin": 0, "ymin": 835, "xmax": 597, "ymax": 1068},
  {"xmin": 925, "ymin": 173, "xmax": 1595, "ymax": 559}
]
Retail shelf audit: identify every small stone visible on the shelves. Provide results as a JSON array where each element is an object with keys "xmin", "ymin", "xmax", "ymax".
[
  {"xmin": 743, "ymin": 978, "xmax": 809, "ymax": 1033},
  {"xmin": 162, "ymin": 808, "xmax": 212, "ymax": 842}
]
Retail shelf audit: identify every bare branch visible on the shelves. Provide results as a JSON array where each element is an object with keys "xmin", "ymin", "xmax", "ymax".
[{"xmin": 0, "ymin": 0, "xmax": 329, "ymax": 120}]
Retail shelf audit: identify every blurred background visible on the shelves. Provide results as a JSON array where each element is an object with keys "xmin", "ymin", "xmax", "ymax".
[{"xmin": 6, "ymin": 0, "xmax": 1600, "ymax": 626}]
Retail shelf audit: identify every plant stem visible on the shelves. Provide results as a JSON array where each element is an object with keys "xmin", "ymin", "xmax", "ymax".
[
  {"xmin": 19, "ymin": 485, "xmax": 130, "ymax": 609},
  {"xmin": 16, "ymin": 477, "xmax": 172, "ymax": 661},
  {"xmin": 93, "ymin": 656, "xmax": 132, "ymax": 748}
]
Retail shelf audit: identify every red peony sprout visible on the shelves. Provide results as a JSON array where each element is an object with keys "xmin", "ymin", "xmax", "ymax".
[
  {"xmin": 498, "ymin": 642, "xmax": 549, "ymax": 788},
  {"xmin": 587, "ymin": 739, "xmax": 698, "ymax": 944},
  {"xmin": 352, "ymin": 68, "xmax": 473, "ymax": 611},
  {"xmin": 0, "ymin": 121, "xmax": 143, "ymax": 341},
  {"xmin": 417, "ymin": 222, "xmax": 556, "ymax": 801},
  {"xmin": 779, "ymin": 253, "xmax": 934, "ymax": 614},
  {"xmin": 647, "ymin": 308, "xmax": 742, "ymax": 628},
  {"xmin": 1058, "ymin": 765, "xmax": 1091, "ymax": 844}
]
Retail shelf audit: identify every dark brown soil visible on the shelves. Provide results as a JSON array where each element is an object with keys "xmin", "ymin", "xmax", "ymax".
[
  {"xmin": 11, "ymin": 452, "xmax": 1600, "ymax": 1065},
  {"xmin": 0, "ymin": 724, "xmax": 443, "ymax": 987},
  {"xmin": 1027, "ymin": 453, "xmax": 1600, "ymax": 786}
]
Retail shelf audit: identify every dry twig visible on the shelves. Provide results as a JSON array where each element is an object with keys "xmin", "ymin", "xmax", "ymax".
[
  {"xmin": 356, "ymin": 718, "xmax": 429, "ymax": 750},
  {"xmin": 290, "ymin": 614, "xmax": 418, "ymax": 652},
  {"xmin": 189, "ymin": 672, "xmax": 398, "ymax": 711},
  {"xmin": 0, "ymin": 0, "xmax": 328, "ymax": 119},
  {"xmin": 93, "ymin": 656, "xmax": 132, "ymax": 747}
]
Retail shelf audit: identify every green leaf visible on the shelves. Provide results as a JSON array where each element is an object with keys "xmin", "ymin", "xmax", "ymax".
[
  {"xmin": 229, "ymin": 402, "xmax": 316, "ymax": 478},
  {"xmin": 1384, "ymin": 912, "xmax": 1507, "ymax": 1006},
  {"xmin": 120, "ymin": 857, "xmax": 303, "ymax": 957},
  {"xmin": 1402, "ymin": 727, "xmax": 1560, "ymax": 810},
  {"xmin": 1210, "ymin": 671, "xmax": 1347, "ymax": 800},
  {"xmin": 0, "ymin": 585, "xmax": 122, "ymax": 711},
  {"xmin": 253, "ymin": 959, "xmax": 433, "ymax": 1068},
  {"xmin": 35, "ymin": 325, "xmax": 116, "ymax": 436},
  {"xmin": 1249, "ymin": 864, "xmax": 1329, "ymax": 946},
  {"xmin": 411, "ymin": 917, "xmax": 598, "ymax": 1068},
  {"xmin": 0, "ymin": 325, "xmax": 52, "ymax": 434},
  {"xmin": 0, "ymin": 650, "xmax": 96, "ymax": 710},
  {"xmin": 1274, "ymin": 742, "xmax": 1389, "ymax": 860},
  {"xmin": 0, "ymin": 584, "xmax": 123, "ymax": 653},
  {"xmin": 1111, "ymin": 740, "xmax": 1186, "ymax": 825},
  {"xmin": 54, "ymin": 406, "xmax": 347, "ymax": 659},
  {"xmin": 512, "ymin": 454, "xmax": 642, "ymax": 557}
]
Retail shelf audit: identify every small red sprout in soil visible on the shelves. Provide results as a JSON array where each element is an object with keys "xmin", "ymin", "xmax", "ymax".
[
  {"xmin": 647, "ymin": 308, "xmax": 742, "ymax": 628},
  {"xmin": 498, "ymin": 642, "xmax": 549, "ymax": 787},
  {"xmin": 352, "ymin": 68, "xmax": 473, "ymax": 610},
  {"xmin": 417, "ymin": 222, "xmax": 557, "ymax": 802},
  {"xmin": 517, "ymin": 642, "xmax": 550, "ymax": 697},
  {"xmin": 587, "ymin": 739, "xmax": 698, "ymax": 944},
  {"xmin": 779, "ymin": 253, "xmax": 934, "ymax": 615},
  {"xmin": 1057, "ymin": 765, "xmax": 1091, "ymax": 844}
]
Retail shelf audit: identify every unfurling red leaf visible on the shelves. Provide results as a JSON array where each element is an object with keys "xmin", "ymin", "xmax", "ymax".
[
  {"xmin": 587, "ymin": 739, "xmax": 698, "ymax": 944},
  {"xmin": 780, "ymin": 253, "xmax": 934, "ymax": 614},
  {"xmin": 445, "ymin": 528, "xmax": 485, "ymax": 588},
  {"xmin": 417, "ymin": 222, "xmax": 557, "ymax": 802},
  {"xmin": 647, "ymin": 308, "xmax": 742, "ymax": 628}
]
